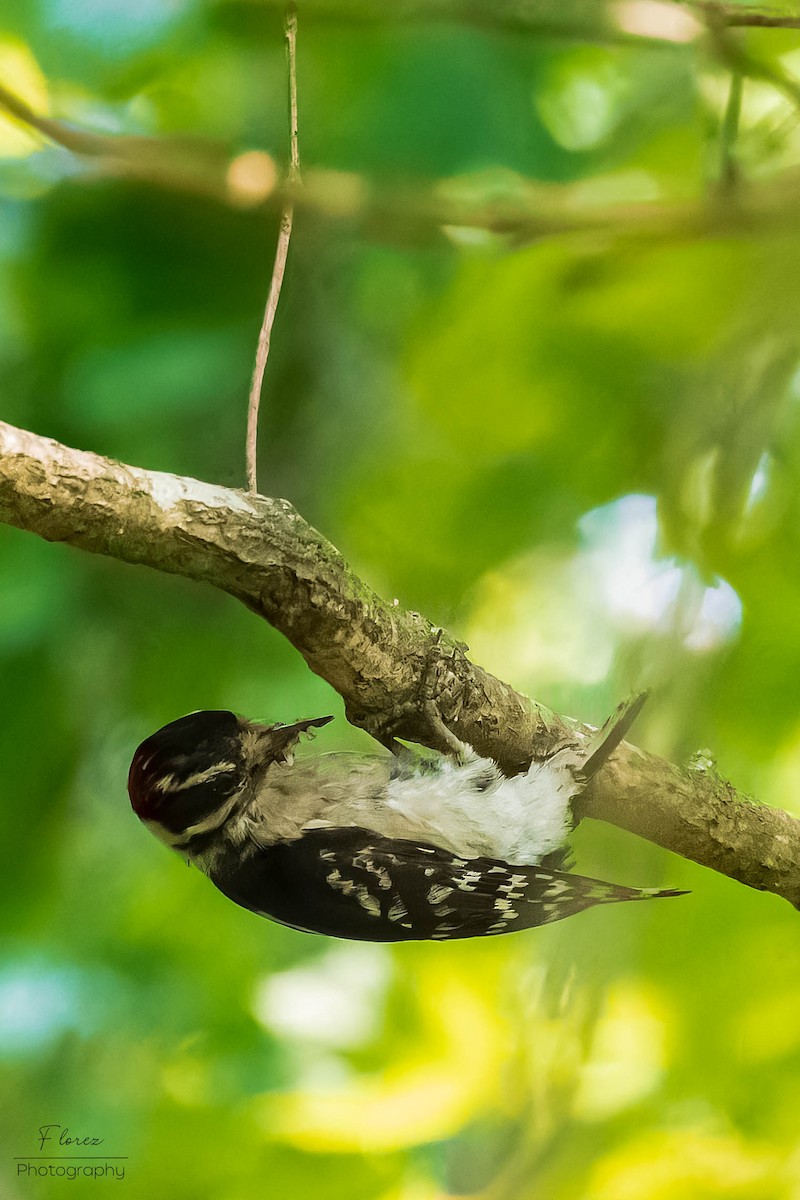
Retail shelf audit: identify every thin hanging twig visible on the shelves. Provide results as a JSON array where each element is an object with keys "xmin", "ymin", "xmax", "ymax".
[{"xmin": 246, "ymin": 2, "xmax": 300, "ymax": 495}]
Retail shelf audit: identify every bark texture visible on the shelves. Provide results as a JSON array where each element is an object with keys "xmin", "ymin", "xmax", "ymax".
[{"xmin": 2, "ymin": 420, "xmax": 799, "ymax": 908}]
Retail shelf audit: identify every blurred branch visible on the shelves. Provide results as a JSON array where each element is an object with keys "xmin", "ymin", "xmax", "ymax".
[
  {"xmin": 707, "ymin": 19, "xmax": 800, "ymax": 115},
  {"xmin": 680, "ymin": 1, "xmax": 800, "ymax": 29},
  {"xmin": 0, "ymin": 79, "xmax": 114, "ymax": 157},
  {"xmin": 0, "ymin": 79, "xmax": 237, "ymax": 200},
  {"xmin": 1, "ymin": 420, "xmax": 800, "ymax": 909},
  {"xmin": 6, "ymin": 77, "xmax": 800, "ymax": 253},
  {"xmin": 7, "ymin": 78, "xmax": 800, "ymax": 248},
  {"xmin": 251, "ymin": 0, "xmax": 800, "ymax": 36},
  {"xmin": 241, "ymin": 0, "xmax": 677, "ymax": 42}
]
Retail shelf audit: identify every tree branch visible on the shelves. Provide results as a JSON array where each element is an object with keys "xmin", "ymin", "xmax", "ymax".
[{"xmin": 1, "ymin": 420, "xmax": 799, "ymax": 908}]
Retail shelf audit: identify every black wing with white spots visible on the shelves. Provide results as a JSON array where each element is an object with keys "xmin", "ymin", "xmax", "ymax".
[{"xmin": 208, "ymin": 825, "xmax": 686, "ymax": 943}]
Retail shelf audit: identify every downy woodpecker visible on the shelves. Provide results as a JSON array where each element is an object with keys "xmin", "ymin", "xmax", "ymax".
[{"xmin": 127, "ymin": 696, "xmax": 686, "ymax": 941}]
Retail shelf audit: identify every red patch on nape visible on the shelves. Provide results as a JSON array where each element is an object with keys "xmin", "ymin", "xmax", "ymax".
[{"xmin": 127, "ymin": 747, "xmax": 161, "ymax": 819}]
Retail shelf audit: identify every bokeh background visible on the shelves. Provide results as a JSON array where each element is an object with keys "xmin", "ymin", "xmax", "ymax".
[{"xmin": 3, "ymin": 0, "xmax": 800, "ymax": 1196}]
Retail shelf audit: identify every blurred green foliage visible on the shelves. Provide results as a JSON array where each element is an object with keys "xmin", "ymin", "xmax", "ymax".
[{"xmin": 3, "ymin": 1, "xmax": 800, "ymax": 1197}]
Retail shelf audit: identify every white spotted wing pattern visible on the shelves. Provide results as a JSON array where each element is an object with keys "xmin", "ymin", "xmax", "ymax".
[{"xmin": 210, "ymin": 825, "xmax": 687, "ymax": 943}]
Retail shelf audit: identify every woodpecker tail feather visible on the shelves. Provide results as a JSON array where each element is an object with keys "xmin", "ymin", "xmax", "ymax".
[
  {"xmin": 519, "ymin": 870, "xmax": 690, "ymax": 930},
  {"xmin": 595, "ymin": 883, "xmax": 689, "ymax": 903},
  {"xmin": 580, "ymin": 691, "xmax": 648, "ymax": 781}
]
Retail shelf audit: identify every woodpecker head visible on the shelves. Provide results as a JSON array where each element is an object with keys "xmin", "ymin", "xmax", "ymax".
[{"xmin": 128, "ymin": 709, "xmax": 333, "ymax": 843}]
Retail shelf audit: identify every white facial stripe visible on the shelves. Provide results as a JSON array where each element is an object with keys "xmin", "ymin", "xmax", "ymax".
[
  {"xmin": 154, "ymin": 761, "xmax": 238, "ymax": 794},
  {"xmin": 144, "ymin": 818, "xmax": 180, "ymax": 848},
  {"xmin": 169, "ymin": 790, "xmax": 244, "ymax": 847}
]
